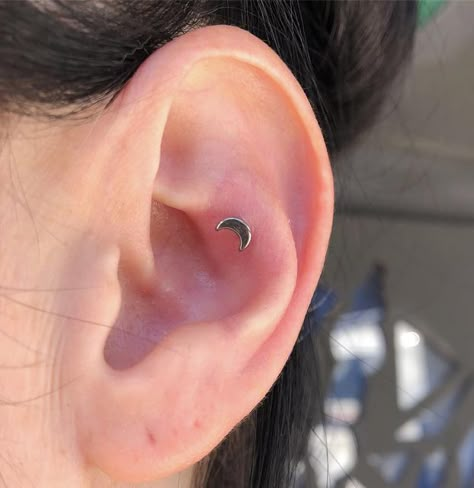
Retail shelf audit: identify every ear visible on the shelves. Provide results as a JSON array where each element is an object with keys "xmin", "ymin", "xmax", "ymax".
[{"xmin": 63, "ymin": 25, "xmax": 333, "ymax": 483}]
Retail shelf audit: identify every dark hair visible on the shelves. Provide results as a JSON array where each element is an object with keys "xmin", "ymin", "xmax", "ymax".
[{"xmin": 0, "ymin": 1, "xmax": 417, "ymax": 487}]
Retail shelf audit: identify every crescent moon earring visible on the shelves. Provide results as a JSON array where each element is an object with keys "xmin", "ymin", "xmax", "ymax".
[{"xmin": 215, "ymin": 217, "xmax": 252, "ymax": 252}]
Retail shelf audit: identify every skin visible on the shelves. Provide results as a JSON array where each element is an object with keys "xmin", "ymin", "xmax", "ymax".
[{"xmin": 0, "ymin": 25, "xmax": 333, "ymax": 487}]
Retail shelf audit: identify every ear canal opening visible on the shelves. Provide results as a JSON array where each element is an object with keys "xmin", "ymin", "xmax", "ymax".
[{"xmin": 103, "ymin": 202, "xmax": 248, "ymax": 371}]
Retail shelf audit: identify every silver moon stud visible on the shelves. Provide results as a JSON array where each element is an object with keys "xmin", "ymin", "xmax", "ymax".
[{"xmin": 215, "ymin": 217, "xmax": 252, "ymax": 252}]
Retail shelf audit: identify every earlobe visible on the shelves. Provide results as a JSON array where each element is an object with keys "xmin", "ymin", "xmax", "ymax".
[{"xmin": 65, "ymin": 25, "xmax": 333, "ymax": 483}]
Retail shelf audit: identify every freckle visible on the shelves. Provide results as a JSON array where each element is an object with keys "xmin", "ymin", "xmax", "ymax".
[{"xmin": 147, "ymin": 428, "xmax": 156, "ymax": 445}]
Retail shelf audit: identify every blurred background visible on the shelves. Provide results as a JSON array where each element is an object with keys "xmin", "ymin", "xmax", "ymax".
[{"xmin": 299, "ymin": 2, "xmax": 474, "ymax": 487}]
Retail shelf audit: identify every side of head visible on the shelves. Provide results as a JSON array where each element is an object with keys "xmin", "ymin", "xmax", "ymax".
[{"xmin": 0, "ymin": 2, "xmax": 417, "ymax": 487}]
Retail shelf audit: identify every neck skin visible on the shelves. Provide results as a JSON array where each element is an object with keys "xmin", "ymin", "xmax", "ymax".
[{"xmin": 0, "ymin": 115, "xmax": 193, "ymax": 488}]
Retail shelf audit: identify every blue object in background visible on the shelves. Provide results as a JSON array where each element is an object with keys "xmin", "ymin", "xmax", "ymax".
[
  {"xmin": 417, "ymin": 449, "xmax": 447, "ymax": 488},
  {"xmin": 327, "ymin": 359, "xmax": 367, "ymax": 403},
  {"xmin": 409, "ymin": 381, "xmax": 466, "ymax": 440},
  {"xmin": 350, "ymin": 264, "xmax": 385, "ymax": 314},
  {"xmin": 458, "ymin": 426, "xmax": 474, "ymax": 488},
  {"xmin": 325, "ymin": 359, "xmax": 367, "ymax": 424},
  {"xmin": 330, "ymin": 266, "xmax": 387, "ymax": 376}
]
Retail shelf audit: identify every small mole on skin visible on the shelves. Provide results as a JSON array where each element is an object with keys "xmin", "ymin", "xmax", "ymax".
[{"xmin": 147, "ymin": 429, "xmax": 156, "ymax": 445}]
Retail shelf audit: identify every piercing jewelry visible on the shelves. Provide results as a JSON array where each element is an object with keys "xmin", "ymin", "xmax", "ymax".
[{"xmin": 215, "ymin": 217, "xmax": 252, "ymax": 251}]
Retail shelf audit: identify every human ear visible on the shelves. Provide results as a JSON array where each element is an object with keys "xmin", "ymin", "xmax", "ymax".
[{"xmin": 62, "ymin": 25, "xmax": 333, "ymax": 483}]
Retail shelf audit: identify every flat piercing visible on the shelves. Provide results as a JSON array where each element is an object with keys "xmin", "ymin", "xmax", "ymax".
[{"xmin": 215, "ymin": 217, "xmax": 252, "ymax": 252}]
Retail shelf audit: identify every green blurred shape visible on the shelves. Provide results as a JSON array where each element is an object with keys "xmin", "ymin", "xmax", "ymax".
[{"xmin": 418, "ymin": 0, "xmax": 447, "ymax": 27}]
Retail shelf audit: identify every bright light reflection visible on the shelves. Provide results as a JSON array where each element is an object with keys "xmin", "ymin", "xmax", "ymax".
[{"xmin": 400, "ymin": 330, "xmax": 421, "ymax": 348}]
